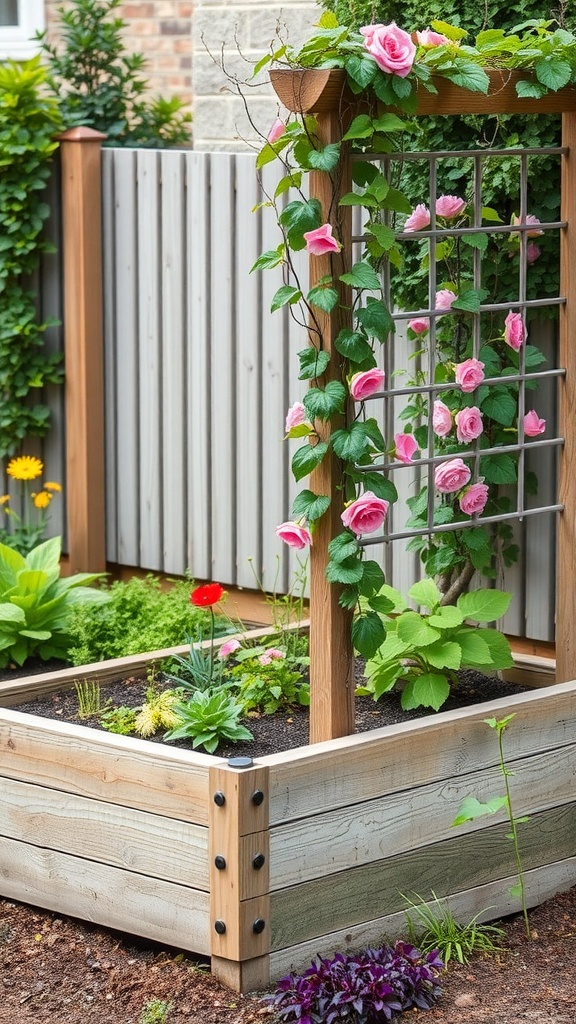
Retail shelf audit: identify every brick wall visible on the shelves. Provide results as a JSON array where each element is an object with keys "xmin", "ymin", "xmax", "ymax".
[
  {"xmin": 43, "ymin": 0, "xmax": 318, "ymax": 150},
  {"xmin": 192, "ymin": 0, "xmax": 318, "ymax": 150},
  {"xmin": 44, "ymin": 0, "xmax": 192, "ymax": 107}
]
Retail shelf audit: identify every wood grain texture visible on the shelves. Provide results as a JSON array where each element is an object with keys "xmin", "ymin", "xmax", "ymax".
[
  {"xmin": 58, "ymin": 128, "xmax": 107, "ymax": 572},
  {"xmin": 0, "ymin": 708, "xmax": 212, "ymax": 823},
  {"xmin": 268, "ymin": 743, "xmax": 576, "ymax": 888},
  {"xmin": 211, "ymin": 954, "xmax": 270, "ymax": 993},
  {"xmin": 0, "ymin": 775, "xmax": 209, "ymax": 887},
  {"xmin": 0, "ymin": 835, "xmax": 211, "ymax": 955},
  {"xmin": 263, "ymin": 681, "xmax": 576, "ymax": 824},
  {"xmin": 308, "ymin": 111, "xmax": 355, "ymax": 743},
  {"xmin": 269, "ymin": 856, "xmax": 576, "ymax": 980},
  {"xmin": 269, "ymin": 802, "xmax": 576, "ymax": 949},
  {"xmin": 556, "ymin": 113, "xmax": 576, "ymax": 682},
  {"xmin": 270, "ymin": 68, "xmax": 576, "ymax": 116}
]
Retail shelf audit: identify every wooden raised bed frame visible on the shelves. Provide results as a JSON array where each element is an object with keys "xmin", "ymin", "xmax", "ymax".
[{"xmin": 0, "ymin": 637, "xmax": 574, "ymax": 992}]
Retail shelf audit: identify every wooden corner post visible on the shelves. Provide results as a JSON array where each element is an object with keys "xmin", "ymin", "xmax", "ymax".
[
  {"xmin": 556, "ymin": 112, "xmax": 576, "ymax": 682},
  {"xmin": 58, "ymin": 127, "xmax": 107, "ymax": 573}
]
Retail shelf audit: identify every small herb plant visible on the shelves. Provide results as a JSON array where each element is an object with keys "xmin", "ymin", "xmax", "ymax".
[
  {"xmin": 0, "ymin": 537, "xmax": 107, "ymax": 667},
  {"xmin": 74, "ymin": 679, "xmax": 103, "ymax": 719},
  {"xmin": 101, "ymin": 705, "xmax": 137, "ymax": 735},
  {"xmin": 360, "ymin": 579, "xmax": 514, "ymax": 711},
  {"xmin": 163, "ymin": 689, "xmax": 254, "ymax": 753},
  {"xmin": 403, "ymin": 891, "xmax": 505, "ymax": 965},
  {"xmin": 453, "ymin": 713, "xmax": 530, "ymax": 936},
  {"xmin": 266, "ymin": 941, "xmax": 443, "ymax": 1022},
  {"xmin": 134, "ymin": 686, "xmax": 182, "ymax": 737},
  {"xmin": 230, "ymin": 649, "xmax": 310, "ymax": 714},
  {"xmin": 139, "ymin": 998, "xmax": 174, "ymax": 1024}
]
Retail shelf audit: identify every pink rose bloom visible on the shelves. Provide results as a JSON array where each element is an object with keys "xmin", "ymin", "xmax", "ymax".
[
  {"xmin": 416, "ymin": 29, "xmax": 452, "ymax": 46},
  {"xmin": 408, "ymin": 317, "xmax": 429, "ymax": 335},
  {"xmin": 435, "ymin": 288, "xmax": 458, "ymax": 311},
  {"xmin": 341, "ymin": 491, "xmax": 389, "ymax": 536},
  {"xmin": 504, "ymin": 311, "xmax": 526, "ymax": 351},
  {"xmin": 527, "ymin": 242, "xmax": 541, "ymax": 264},
  {"xmin": 511, "ymin": 212, "xmax": 544, "ymax": 237},
  {"xmin": 259, "ymin": 648, "xmax": 285, "ymax": 666},
  {"xmin": 349, "ymin": 367, "xmax": 385, "ymax": 401},
  {"xmin": 218, "ymin": 637, "xmax": 242, "ymax": 659},
  {"xmin": 436, "ymin": 195, "xmax": 466, "ymax": 219},
  {"xmin": 433, "ymin": 399, "xmax": 453, "ymax": 437},
  {"xmin": 524, "ymin": 410, "xmax": 546, "ymax": 437},
  {"xmin": 285, "ymin": 401, "xmax": 307, "ymax": 432},
  {"xmin": 454, "ymin": 358, "xmax": 485, "ymax": 393},
  {"xmin": 360, "ymin": 22, "xmax": 416, "ymax": 77},
  {"xmin": 404, "ymin": 203, "xmax": 430, "ymax": 232},
  {"xmin": 459, "ymin": 482, "xmax": 489, "ymax": 516},
  {"xmin": 394, "ymin": 433, "xmax": 418, "ymax": 464},
  {"xmin": 267, "ymin": 118, "xmax": 286, "ymax": 144},
  {"xmin": 303, "ymin": 223, "xmax": 341, "ymax": 256},
  {"xmin": 434, "ymin": 458, "xmax": 471, "ymax": 494},
  {"xmin": 455, "ymin": 406, "xmax": 483, "ymax": 444},
  {"xmin": 276, "ymin": 521, "xmax": 312, "ymax": 549}
]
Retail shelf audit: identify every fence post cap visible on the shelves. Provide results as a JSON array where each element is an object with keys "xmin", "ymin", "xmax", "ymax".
[{"xmin": 57, "ymin": 127, "xmax": 108, "ymax": 143}]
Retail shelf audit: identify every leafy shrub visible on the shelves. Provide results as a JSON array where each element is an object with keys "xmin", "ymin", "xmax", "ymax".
[
  {"xmin": 163, "ymin": 690, "xmax": 254, "ymax": 753},
  {"xmin": 38, "ymin": 0, "xmax": 191, "ymax": 148},
  {"xmin": 66, "ymin": 575, "xmax": 229, "ymax": 665},
  {"xmin": 360, "ymin": 579, "xmax": 514, "ymax": 711},
  {"xmin": 267, "ymin": 941, "xmax": 444, "ymax": 1022},
  {"xmin": 230, "ymin": 649, "xmax": 310, "ymax": 714},
  {"xmin": 0, "ymin": 537, "xmax": 107, "ymax": 667},
  {"xmin": 0, "ymin": 59, "xmax": 63, "ymax": 458}
]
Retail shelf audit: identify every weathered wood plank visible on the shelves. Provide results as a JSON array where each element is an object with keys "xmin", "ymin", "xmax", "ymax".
[
  {"xmin": 0, "ymin": 835, "xmax": 211, "ymax": 955},
  {"xmin": 0, "ymin": 710, "xmax": 213, "ymax": 824},
  {"xmin": 0, "ymin": 775, "xmax": 209, "ymax": 888},
  {"xmin": 101, "ymin": 149, "xmax": 119, "ymax": 563},
  {"xmin": 269, "ymin": 856, "xmax": 576, "ymax": 980},
  {"xmin": 263, "ymin": 682, "xmax": 576, "ymax": 824},
  {"xmin": 269, "ymin": 742, "xmax": 576, "ymax": 887},
  {"xmin": 136, "ymin": 149, "xmax": 163, "ymax": 570},
  {"xmin": 161, "ymin": 151, "xmax": 187, "ymax": 574},
  {"xmin": 270, "ymin": 802, "xmax": 576, "ymax": 949}
]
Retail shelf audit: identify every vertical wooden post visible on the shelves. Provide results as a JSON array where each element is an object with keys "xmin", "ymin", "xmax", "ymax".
[
  {"xmin": 308, "ymin": 110, "xmax": 355, "ymax": 742},
  {"xmin": 556, "ymin": 112, "xmax": 576, "ymax": 682},
  {"xmin": 58, "ymin": 128, "xmax": 107, "ymax": 572}
]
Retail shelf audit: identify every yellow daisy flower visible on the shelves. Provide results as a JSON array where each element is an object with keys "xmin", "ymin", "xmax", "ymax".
[
  {"xmin": 44, "ymin": 481, "xmax": 62, "ymax": 492},
  {"xmin": 6, "ymin": 455, "xmax": 43, "ymax": 481},
  {"xmin": 33, "ymin": 491, "xmax": 52, "ymax": 510}
]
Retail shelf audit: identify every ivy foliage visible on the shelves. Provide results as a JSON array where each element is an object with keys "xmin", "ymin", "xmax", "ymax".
[
  {"xmin": 37, "ymin": 0, "xmax": 192, "ymax": 148},
  {"xmin": 0, "ymin": 58, "xmax": 63, "ymax": 459},
  {"xmin": 319, "ymin": 0, "xmax": 572, "ymax": 310}
]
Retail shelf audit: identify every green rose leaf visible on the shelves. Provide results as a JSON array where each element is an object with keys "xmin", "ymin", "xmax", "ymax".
[
  {"xmin": 298, "ymin": 347, "xmax": 331, "ymax": 380},
  {"xmin": 480, "ymin": 453, "xmax": 517, "ymax": 484},
  {"xmin": 342, "ymin": 114, "xmax": 374, "ymax": 141},
  {"xmin": 352, "ymin": 610, "xmax": 386, "ymax": 659},
  {"xmin": 307, "ymin": 284, "xmax": 339, "ymax": 313},
  {"xmin": 279, "ymin": 198, "xmax": 322, "ymax": 250},
  {"xmin": 292, "ymin": 489, "xmax": 331, "ymax": 523},
  {"xmin": 271, "ymin": 285, "xmax": 302, "ymax": 313},
  {"xmin": 331, "ymin": 422, "xmax": 371, "ymax": 461},
  {"xmin": 326, "ymin": 555, "xmax": 364, "ymax": 585},
  {"xmin": 401, "ymin": 673, "xmax": 450, "ymax": 711},
  {"xmin": 457, "ymin": 588, "xmax": 512, "ymax": 623},
  {"xmin": 356, "ymin": 298, "xmax": 394, "ymax": 342},
  {"xmin": 250, "ymin": 247, "xmax": 284, "ymax": 273},
  {"xmin": 291, "ymin": 441, "xmax": 329, "ymax": 482},
  {"xmin": 329, "ymin": 531, "xmax": 360, "ymax": 563},
  {"xmin": 303, "ymin": 381, "xmax": 347, "ymax": 421},
  {"xmin": 481, "ymin": 387, "xmax": 517, "ymax": 426},
  {"xmin": 307, "ymin": 143, "xmax": 341, "ymax": 172},
  {"xmin": 396, "ymin": 611, "xmax": 440, "ymax": 647},
  {"xmin": 335, "ymin": 328, "xmax": 375, "ymax": 363},
  {"xmin": 340, "ymin": 261, "xmax": 382, "ymax": 291},
  {"xmin": 359, "ymin": 559, "xmax": 386, "ymax": 598}
]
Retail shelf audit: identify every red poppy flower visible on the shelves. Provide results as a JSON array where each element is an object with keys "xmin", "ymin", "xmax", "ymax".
[{"xmin": 190, "ymin": 583, "xmax": 225, "ymax": 607}]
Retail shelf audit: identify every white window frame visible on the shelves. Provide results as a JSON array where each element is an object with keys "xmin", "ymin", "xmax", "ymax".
[{"xmin": 0, "ymin": 0, "xmax": 45, "ymax": 60}]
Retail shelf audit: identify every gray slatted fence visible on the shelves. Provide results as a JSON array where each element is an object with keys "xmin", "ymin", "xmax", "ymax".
[{"xmin": 31, "ymin": 147, "xmax": 557, "ymax": 639}]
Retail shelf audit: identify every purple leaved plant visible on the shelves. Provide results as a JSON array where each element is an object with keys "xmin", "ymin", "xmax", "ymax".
[{"xmin": 266, "ymin": 940, "xmax": 444, "ymax": 1023}]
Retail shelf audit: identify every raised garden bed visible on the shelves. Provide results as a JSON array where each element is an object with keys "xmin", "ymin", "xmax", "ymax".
[{"xmin": 0, "ymin": 632, "xmax": 574, "ymax": 992}]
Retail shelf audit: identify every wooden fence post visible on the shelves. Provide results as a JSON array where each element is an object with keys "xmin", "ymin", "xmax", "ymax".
[
  {"xmin": 556, "ymin": 112, "xmax": 576, "ymax": 682},
  {"xmin": 58, "ymin": 127, "xmax": 107, "ymax": 573}
]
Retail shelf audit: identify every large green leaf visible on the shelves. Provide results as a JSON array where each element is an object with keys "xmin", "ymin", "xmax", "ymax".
[
  {"xmin": 480, "ymin": 453, "xmax": 517, "ymax": 484},
  {"xmin": 303, "ymin": 381, "xmax": 346, "ymax": 422},
  {"xmin": 298, "ymin": 347, "xmax": 330, "ymax": 381},
  {"xmin": 334, "ymin": 328, "xmax": 374, "ymax": 363},
  {"xmin": 401, "ymin": 673, "xmax": 450, "ymax": 711},
  {"xmin": 352, "ymin": 611, "xmax": 386, "ymax": 658},
  {"xmin": 396, "ymin": 611, "xmax": 440, "ymax": 648},
  {"xmin": 25, "ymin": 536, "xmax": 61, "ymax": 573},
  {"xmin": 328, "ymin": 531, "xmax": 359, "ymax": 562},
  {"xmin": 340, "ymin": 262, "xmax": 382, "ymax": 291},
  {"xmin": 359, "ymin": 559, "xmax": 385, "ymax": 598},
  {"xmin": 535, "ymin": 57, "xmax": 572, "ymax": 91},
  {"xmin": 455, "ymin": 630, "xmax": 492, "ymax": 666},
  {"xmin": 291, "ymin": 442, "xmax": 329, "ymax": 482},
  {"xmin": 331, "ymin": 422, "xmax": 371, "ymax": 461},
  {"xmin": 474, "ymin": 628, "xmax": 514, "ymax": 668},
  {"xmin": 292, "ymin": 490, "xmax": 331, "ymax": 523},
  {"xmin": 278, "ymin": 198, "xmax": 322, "ymax": 250},
  {"xmin": 307, "ymin": 143, "xmax": 341, "ymax": 172},
  {"xmin": 271, "ymin": 285, "xmax": 302, "ymax": 313},
  {"xmin": 325, "ymin": 555, "xmax": 364, "ymax": 585},
  {"xmin": 342, "ymin": 114, "xmax": 374, "ymax": 141},
  {"xmin": 307, "ymin": 283, "xmax": 339, "ymax": 313},
  {"xmin": 0, "ymin": 602, "xmax": 26, "ymax": 625},
  {"xmin": 424, "ymin": 640, "xmax": 462, "ymax": 671},
  {"xmin": 355, "ymin": 298, "xmax": 394, "ymax": 342},
  {"xmin": 457, "ymin": 589, "xmax": 512, "ymax": 623},
  {"xmin": 408, "ymin": 578, "xmax": 442, "ymax": 611}
]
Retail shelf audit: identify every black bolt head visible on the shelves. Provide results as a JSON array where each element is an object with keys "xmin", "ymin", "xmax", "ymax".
[
  {"xmin": 252, "ymin": 918, "xmax": 266, "ymax": 934},
  {"xmin": 213, "ymin": 791, "xmax": 226, "ymax": 806},
  {"xmin": 214, "ymin": 920, "xmax": 227, "ymax": 935}
]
